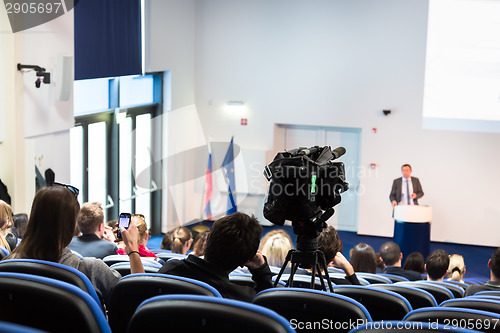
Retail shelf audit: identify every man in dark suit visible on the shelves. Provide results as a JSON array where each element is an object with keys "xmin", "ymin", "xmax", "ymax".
[
  {"xmin": 390, "ymin": 164, "xmax": 424, "ymax": 206},
  {"xmin": 380, "ymin": 241, "xmax": 422, "ymax": 281}
]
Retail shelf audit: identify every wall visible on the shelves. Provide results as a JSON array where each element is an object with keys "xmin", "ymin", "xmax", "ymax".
[{"xmin": 193, "ymin": 0, "xmax": 500, "ymax": 247}]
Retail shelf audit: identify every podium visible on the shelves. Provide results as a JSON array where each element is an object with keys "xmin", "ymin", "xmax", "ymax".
[{"xmin": 393, "ymin": 205, "xmax": 432, "ymax": 261}]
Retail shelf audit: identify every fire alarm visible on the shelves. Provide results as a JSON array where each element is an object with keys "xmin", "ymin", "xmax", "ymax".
[
  {"xmin": 241, "ymin": 118, "xmax": 248, "ymax": 126},
  {"xmin": 372, "ymin": 128, "xmax": 377, "ymax": 134},
  {"xmin": 370, "ymin": 163, "xmax": 377, "ymax": 169}
]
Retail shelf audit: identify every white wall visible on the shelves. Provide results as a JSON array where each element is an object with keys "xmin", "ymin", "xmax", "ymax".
[{"xmin": 193, "ymin": 0, "xmax": 500, "ymax": 247}]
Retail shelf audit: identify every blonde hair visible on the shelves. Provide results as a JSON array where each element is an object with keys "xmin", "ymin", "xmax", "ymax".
[
  {"xmin": 133, "ymin": 215, "xmax": 149, "ymax": 245},
  {"xmin": 448, "ymin": 254, "xmax": 465, "ymax": 282},
  {"xmin": 0, "ymin": 200, "xmax": 12, "ymax": 251},
  {"xmin": 259, "ymin": 230, "xmax": 293, "ymax": 268},
  {"xmin": 171, "ymin": 227, "xmax": 192, "ymax": 254}
]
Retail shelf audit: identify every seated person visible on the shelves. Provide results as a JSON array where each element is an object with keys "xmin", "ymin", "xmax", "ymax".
[
  {"xmin": 259, "ymin": 229, "xmax": 293, "ymax": 268},
  {"xmin": 403, "ymin": 252, "xmax": 425, "ymax": 274},
  {"xmin": 158, "ymin": 212, "xmax": 273, "ymax": 302},
  {"xmin": 67, "ymin": 202, "xmax": 118, "ymax": 259},
  {"xmin": 192, "ymin": 230, "xmax": 209, "ymax": 257},
  {"xmin": 379, "ymin": 241, "xmax": 422, "ymax": 281},
  {"xmin": 375, "ymin": 252, "xmax": 385, "ymax": 273},
  {"xmin": 160, "ymin": 229, "xmax": 174, "ymax": 251},
  {"xmin": 4, "ymin": 185, "xmax": 144, "ymax": 301},
  {"xmin": 447, "ymin": 254, "xmax": 466, "ymax": 283},
  {"xmin": 170, "ymin": 226, "xmax": 192, "ymax": 255},
  {"xmin": 465, "ymin": 247, "xmax": 500, "ymax": 296},
  {"xmin": 117, "ymin": 214, "xmax": 157, "ymax": 258},
  {"xmin": 425, "ymin": 249, "xmax": 449, "ymax": 282},
  {"xmin": 350, "ymin": 243, "xmax": 377, "ymax": 274},
  {"xmin": 0, "ymin": 200, "xmax": 14, "ymax": 251}
]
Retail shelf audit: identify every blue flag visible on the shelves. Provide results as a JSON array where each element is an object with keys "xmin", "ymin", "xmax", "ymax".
[{"xmin": 222, "ymin": 137, "xmax": 237, "ymax": 215}]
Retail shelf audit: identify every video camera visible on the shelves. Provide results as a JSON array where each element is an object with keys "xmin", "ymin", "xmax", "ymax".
[{"xmin": 263, "ymin": 146, "xmax": 349, "ymax": 251}]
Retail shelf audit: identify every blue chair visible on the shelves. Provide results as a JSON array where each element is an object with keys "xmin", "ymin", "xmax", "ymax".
[
  {"xmin": 0, "ymin": 321, "xmax": 48, "ymax": 333},
  {"xmin": 0, "ymin": 246, "xmax": 9, "ymax": 259},
  {"xmin": 404, "ymin": 307, "xmax": 500, "ymax": 333},
  {"xmin": 273, "ymin": 273, "xmax": 333, "ymax": 290},
  {"xmin": 107, "ymin": 273, "xmax": 221, "ymax": 333},
  {"xmin": 253, "ymin": 287, "xmax": 372, "ymax": 332},
  {"xmin": 331, "ymin": 285, "xmax": 412, "ymax": 321},
  {"xmin": 474, "ymin": 290, "xmax": 500, "ymax": 298},
  {"xmin": 356, "ymin": 273, "xmax": 393, "ymax": 285},
  {"xmin": 0, "ymin": 272, "xmax": 110, "ymax": 333},
  {"xmin": 102, "ymin": 254, "xmax": 163, "ymax": 267},
  {"xmin": 0, "ymin": 259, "xmax": 101, "ymax": 307},
  {"xmin": 109, "ymin": 261, "xmax": 160, "ymax": 276},
  {"xmin": 440, "ymin": 298, "xmax": 500, "ymax": 315},
  {"xmin": 153, "ymin": 251, "xmax": 187, "ymax": 262},
  {"xmin": 128, "ymin": 294, "xmax": 295, "ymax": 333},
  {"xmin": 328, "ymin": 272, "xmax": 370, "ymax": 285},
  {"xmin": 445, "ymin": 280, "xmax": 470, "ymax": 290},
  {"xmin": 378, "ymin": 274, "xmax": 410, "ymax": 283},
  {"xmin": 349, "ymin": 320, "xmax": 483, "ymax": 332},
  {"xmin": 229, "ymin": 273, "xmax": 256, "ymax": 288},
  {"xmin": 395, "ymin": 281, "xmax": 454, "ymax": 304},
  {"xmin": 370, "ymin": 284, "xmax": 437, "ymax": 309},
  {"xmin": 422, "ymin": 281, "xmax": 464, "ymax": 298}
]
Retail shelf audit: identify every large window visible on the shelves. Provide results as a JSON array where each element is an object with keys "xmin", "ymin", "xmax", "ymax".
[{"xmin": 71, "ymin": 74, "xmax": 162, "ymax": 233}]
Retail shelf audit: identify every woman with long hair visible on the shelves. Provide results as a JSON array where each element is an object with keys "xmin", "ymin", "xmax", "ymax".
[
  {"xmin": 448, "ymin": 254, "xmax": 466, "ymax": 283},
  {"xmin": 349, "ymin": 243, "xmax": 377, "ymax": 274},
  {"xmin": 171, "ymin": 227, "xmax": 192, "ymax": 255},
  {"xmin": 5, "ymin": 186, "xmax": 144, "ymax": 299},
  {"xmin": 0, "ymin": 200, "xmax": 13, "ymax": 251}
]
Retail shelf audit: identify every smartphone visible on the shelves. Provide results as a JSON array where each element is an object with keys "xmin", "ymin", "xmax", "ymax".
[{"xmin": 117, "ymin": 213, "xmax": 131, "ymax": 239}]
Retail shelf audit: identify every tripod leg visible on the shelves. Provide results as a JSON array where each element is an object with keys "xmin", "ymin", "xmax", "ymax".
[{"xmin": 274, "ymin": 249, "xmax": 294, "ymax": 287}]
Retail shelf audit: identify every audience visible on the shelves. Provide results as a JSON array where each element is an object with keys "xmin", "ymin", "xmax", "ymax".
[
  {"xmin": 158, "ymin": 212, "xmax": 273, "ymax": 302},
  {"xmin": 379, "ymin": 241, "xmax": 422, "ymax": 281},
  {"xmin": 465, "ymin": 247, "xmax": 500, "ymax": 296},
  {"xmin": 403, "ymin": 252, "xmax": 425, "ymax": 274},
  {"xmin": 4, "ymin": 186, "xmax": 144, "ymax": 301},
  {"xmin": 170, "ymin": 226, "xmax": 192, "ymax": 255},
  {"xmin": 0, "ymin": 200, "xmax": 14, "ymax": 251},
  {"xmin": 349, "ymin": 242, "xmax": 377, "ymax": 274},
  {"xmin": 259, "ymin": 229, "xmax": 293, "ymax": 268},
  {"xmin": 447, "ymin": 254, "xmax": 466, "ymax": 283},
  {"xmin": 67, "ymin": 202, "xmax": 118, "ymax": 259},
  {"xmin": 425, "ymin": 249, "xmax": 450, "ymax": 282},
  {"xmin": 117, "ymin": 214, "xmax": 157, "ymax": 258},
  {"xmin": 192, "ymin": 230, "xmax": 209, "ymax": 257}
]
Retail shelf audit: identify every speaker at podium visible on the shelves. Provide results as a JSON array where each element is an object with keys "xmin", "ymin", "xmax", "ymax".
[{"xmin": 393, "ymin": 205, "xmax": 432, "ymax": 262}]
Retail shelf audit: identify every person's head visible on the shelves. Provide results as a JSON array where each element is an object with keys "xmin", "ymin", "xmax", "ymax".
[
  {"xmin": 380, "ymin": 241, "xmax": 402, "ymax": 267},
  {"xmin": 403, "ymin": 252, "xmax": 425, "ymax": 274},
  {"xmin": 161, "ymin": 229, "xmax": 174, "ymax": 250},
  {"xmin": 375, "ymin": 252, "xmax": 385, "ymax": 271},
  {"xmin": 9, "ymin": 186, "xmax": 79, "ymax": 261},
  {"xmin": 76, "ymin": 202, "xmax": 104, "ymax": 236},
  {"xmin": 13, "ymin": 213, "xmax": 28, "ymax": 239},
  {"xmin": 448, "ymin": 254, "xmax": 466, "ymax": 282},
  {"xmin": 192, "ymin": 230, "xmax": 209, "ymax": 257},
  {"xmin": 133, "ymin": 214, "xmax": 149, "ymax": 246},
  {"xmin": 349, "ymin": 243, "xmax": 376, "ymax": 274},
  {"xmin": 171, "ymin": 227, "xmax": 193, "ymax": 254},
  {"xmin": 425, "ymin": 249, "xmax": 450, "ymax": 281},
  {"xmin": 204, "ymin": 212, "xmax": 262, "ymax": 272},
  {"xmin": 0, "ymin": 200, "xmax": 13, "ymax": 230},
  {"xmin": 401, "ymin": 164, "xmax": 412, "ymax": 179},
  {"xmin": 259, "ymin": 230, "xmax": 293, "ymax": 268},
  {"xmin": 488, "ymin": 247, "xmax": 500, "ymax": 281},
  {"xmin": 317, "ymin": 226, "xmax": 342, "ymax": 264}
]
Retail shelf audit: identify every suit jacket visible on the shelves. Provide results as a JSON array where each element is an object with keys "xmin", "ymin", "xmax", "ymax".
[{"xmin": 389, "ymin": 177, "xmax": 424, "ymax": 205}]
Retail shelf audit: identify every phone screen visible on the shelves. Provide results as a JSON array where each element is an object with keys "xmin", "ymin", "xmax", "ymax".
[{"xmin": 117, "ymin": 213, "xmax": 131, "ymax": 239}]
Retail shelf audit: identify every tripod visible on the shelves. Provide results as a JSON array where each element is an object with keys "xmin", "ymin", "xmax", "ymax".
[{"xmin": 273, "ymin": 248, "xmax": 333, "ymax": 292}]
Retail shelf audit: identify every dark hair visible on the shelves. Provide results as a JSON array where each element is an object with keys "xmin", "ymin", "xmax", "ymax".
[
  {"xmin": 192, "ymin": 230, "xmax": 209, "ymax": 257},
  {"xmin": 161, "ymin": 229, "xmax": 175, "ymax": 250},
  {"xmin": 350, "ymin": 243, "xmax": 376, "ymax": 274},
  {"xmin": 426, "ymin": 249, "xmax": 450, "ymax": 280},
  {"xmin": 380, "ymin": 241, "xmax": 401, "ymax": 266},
  {"xmin": 317, "ymin": 226, "xmax": 341, "ymax": 264},
  {"xmin": 403, "ymin": 252, "xmax": 425, "ymax": 274},
  {"xmin": 13, "ymin": 213, "xmax": 28, "ymax": 239},
  {"xmin": 204, "ymin": 212, "xmax": 262, "ymax": 271},
  {"xmin": 8, "ymin": 186, "xmax": 79, "ymax": 262},
  {"xmin": 401, "ymin": 164, "xmax": 412, "ymax": 170},
  {"xmin": 375, "ymin": 252, "xmax": 385, "ymax": 271},
  {"xmin": 490, "ymin": 247, "xmax": 500, "ymax": 279}
]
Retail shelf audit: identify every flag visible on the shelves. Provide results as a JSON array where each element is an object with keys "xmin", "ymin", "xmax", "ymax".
[
  {"xmin": 203, "ymin": 149, "xmax": 213, "ymax": 219},
  {"xmin": 222, "ymin": 137, "xmax": 237, "ymax": 215}
]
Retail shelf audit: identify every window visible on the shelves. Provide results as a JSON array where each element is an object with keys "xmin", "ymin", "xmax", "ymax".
[{"xmin": 71, "ymin": 74, "xmax": 162, "ymax": 233}]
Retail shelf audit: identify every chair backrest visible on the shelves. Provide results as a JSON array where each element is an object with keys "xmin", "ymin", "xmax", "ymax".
[
  {"xmin": 331, "ymin": 285, "xmax": 412, "ymax": 321},
  {"xmin": 395, "ymin": 282, "xmax": 454, "ymax": 304},
  {"xmin": 154, "ymin": 251, "xmax": 187, "ymax": 262},
  {"xmin": 0, "ymin": 321, "xmax": 48, "ymax": 333},
  {"xmin": 440, "ymin": 298, "xmax": 500, "ymax": 315},
  {"xmin": 274, "ymin": 273, "xmax": 332, "ymax": 290},
  {"xmin": 356, "ymin": 273, "xmax": 393, "ymax": 284},
  {"xmin": 474, "ymin": 290, "xmax": 500, "ymax": 298},
  {"xmin": 0, "ymin": 272, "xmax": 110, "ymax": 333},
  {"xmin": 404, "ymin": 307, "xmax": 500, "ymax": 333},
  {"xmin": 350, "ymin": 320, "xmax": 483, "ymax": 332},
  {"xmin": 229, "ymin": 274, "xmax": 256, "ymax": 288},
  {"xmin": 0, "ymin": 259, "xmax": 101, "ymax": 306},
  {"xmin": 102, "ymin": 254, "xmax": 163, "ymax": 267},
  {"xmin": 253, "ymin": 287, "xmax": 372, "ymax": 333},
  {"xmin": 370, "ymin": 284, "xmax": 438, "ymax": 309},
  {"xmin": 128, "ymin": 294, "xmax": 295, "ymax": 333},
  {"xmin": 423, "ymin": 281, "xmax": 464, "ymax": 298},
  {"xmin": 445, "ymin": 280, "xmax": 470, "ymax": 290},
  {"xmin": 109, "ymin": 262, "xmax": 160, "ymax": 276},
  {"xmin": 107, "ymin": 273, "xmax": 221, "ymax": 333},
  {"xmin": 0, "ymin": 245, "xmax": 10, "ymax": 259},
  {"xmin": 378, "ymin": 273, "xmax": 410, "ymax": 283},
  {"xmin": 328, "ymin": 272, "xmax": 370, "ymax": 285}
]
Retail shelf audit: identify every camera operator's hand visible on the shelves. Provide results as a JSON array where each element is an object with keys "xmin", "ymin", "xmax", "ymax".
[
  {"xmin": 332, "ymin": 252, "xmax": 355, "ymax": 277},
  {"xmin": 243, "ymin": 250, "xmax": 266, "ymax": 270},
  {"xmin": 392, "ymin": 201, "xmax": 398, "ymax": 207}
]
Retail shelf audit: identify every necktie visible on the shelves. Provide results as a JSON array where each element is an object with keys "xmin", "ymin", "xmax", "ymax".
[{"xmin": 406, "ymin": 179, "xmax": 411, "ymax": 205}]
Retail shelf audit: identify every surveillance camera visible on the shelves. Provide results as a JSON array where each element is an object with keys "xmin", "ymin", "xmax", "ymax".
[
  {"xmin": 35, "ymin": 78, "xmax": 41, "ymax": 88},
  {"xmin": 383, "ymin": 109, "xmax": 391, "ymax": 116}
]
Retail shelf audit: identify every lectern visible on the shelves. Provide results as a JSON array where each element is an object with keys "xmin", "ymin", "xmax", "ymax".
[{"xmin": 393, "ymin": 205, "xmax": 432, "ymax": 261}]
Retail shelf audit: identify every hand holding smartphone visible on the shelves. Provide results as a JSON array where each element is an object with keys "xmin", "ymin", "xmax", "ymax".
[{"xmin": 117, "ymin": 213, "xmax": 131, "ymax": 240}]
